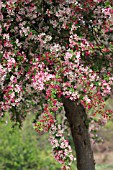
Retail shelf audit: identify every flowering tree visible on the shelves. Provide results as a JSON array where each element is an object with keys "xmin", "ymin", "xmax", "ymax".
[{"xmin": 0, "ymin": 0, "xmax": 113, "ymax": 169}]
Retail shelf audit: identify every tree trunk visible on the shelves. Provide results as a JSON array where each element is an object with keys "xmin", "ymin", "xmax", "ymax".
[{"xmin": 62, "ymin": 97, "xmax": 95, "ymax": 170}]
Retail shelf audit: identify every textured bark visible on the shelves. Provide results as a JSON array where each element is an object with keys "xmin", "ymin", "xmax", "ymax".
[{"xmin": 63, "ymin": 97, "xmax": 95, "ymax": 170}]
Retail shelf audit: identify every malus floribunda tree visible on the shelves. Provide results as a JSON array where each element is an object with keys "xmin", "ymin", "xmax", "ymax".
[{"xmin": 0, "ymin": 0, "xmax": 113, "ymax": 169}]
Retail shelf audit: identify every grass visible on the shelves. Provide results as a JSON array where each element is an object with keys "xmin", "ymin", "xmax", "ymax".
[
  {"xmin": 72, "ymin": 164, "xmax": 113, "ymax": 170},
  {"xmin": 96, "ymin": 164, "xmax": 113, "ymax": 170}
]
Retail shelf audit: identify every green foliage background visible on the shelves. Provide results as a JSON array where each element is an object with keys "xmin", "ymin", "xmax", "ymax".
[{"xmin": 0, "ymin": 113, "xmax": 61, "ymax": 170}]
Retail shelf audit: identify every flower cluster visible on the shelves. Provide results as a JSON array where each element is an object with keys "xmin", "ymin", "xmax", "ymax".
[
  {"xmin": 1, "ymin": 86, "xmax": 23, "ymax": 111},
  {"xmin": 49, "ymin": 124, "xmax": 75, "ymax": 169},
  {"xmin": 34, "ymin": 110, "xmax": 55, "ymax": 134},
  {"xmin": 26, "ymin": 58, "xmax": 55, "ymax": 91},
  {"xmin": 62, "ymin": 50, "xmax": 113, "ymax": 118}
]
